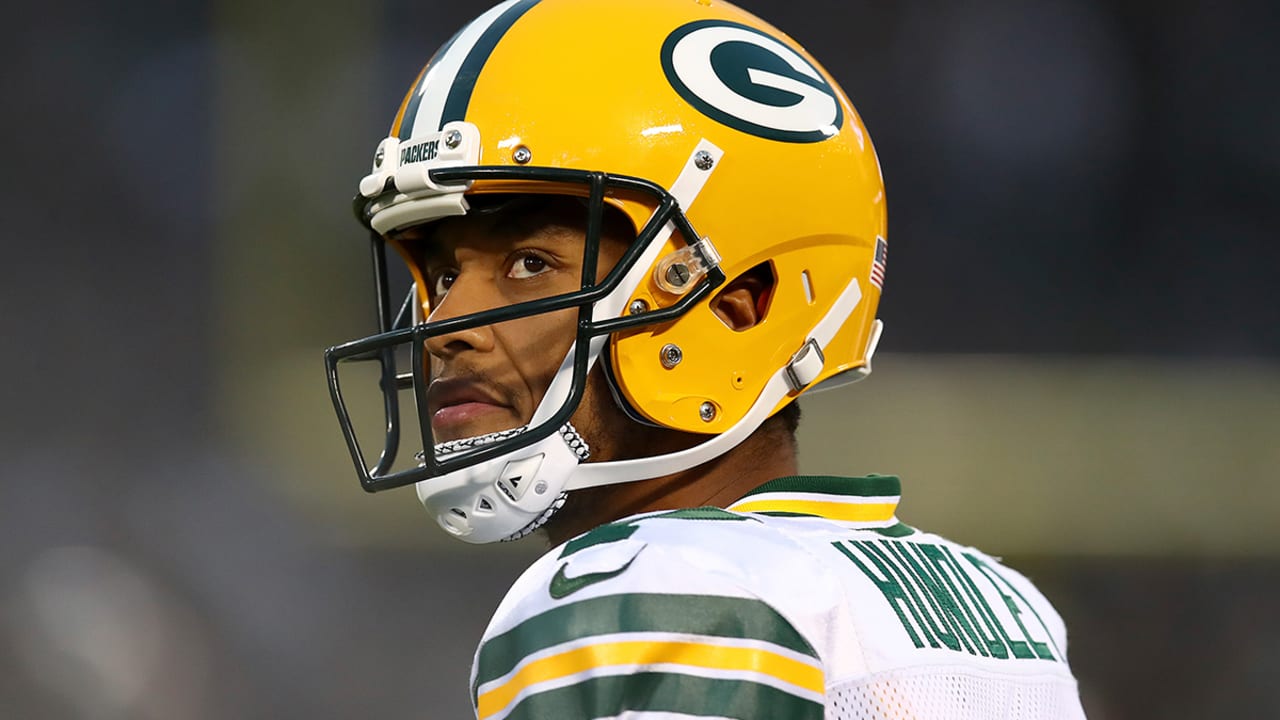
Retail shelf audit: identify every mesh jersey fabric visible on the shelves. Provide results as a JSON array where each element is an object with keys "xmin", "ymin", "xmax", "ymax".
[{"xmin": 469, "ymin": 475, "xmax": 1087, "ymax": 720}]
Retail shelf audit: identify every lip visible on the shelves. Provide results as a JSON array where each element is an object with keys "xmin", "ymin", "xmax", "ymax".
[{"xmin": 426, "ymin": 377, "xmax": 510, "ymax": 431}]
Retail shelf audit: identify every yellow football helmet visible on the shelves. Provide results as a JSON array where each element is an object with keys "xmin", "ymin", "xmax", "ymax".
[{"xmin": 326, "ymin": 0, "xmax": 887, "ymax": 542}]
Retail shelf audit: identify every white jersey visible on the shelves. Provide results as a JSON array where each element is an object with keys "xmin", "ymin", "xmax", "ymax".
[{"xmin": 470, "ymin": 475, "xmax": 1086, "ymax": 719}]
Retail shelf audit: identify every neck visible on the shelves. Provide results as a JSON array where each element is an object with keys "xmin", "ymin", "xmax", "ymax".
[{"xmin": 543, "ymin": 420, "xmax": 798, "ymax": 547}]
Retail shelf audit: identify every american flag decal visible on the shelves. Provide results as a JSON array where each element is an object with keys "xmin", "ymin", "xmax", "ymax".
[{"xmin": 870, "ymin": 235, "xmax": 887, "ymax": 290}]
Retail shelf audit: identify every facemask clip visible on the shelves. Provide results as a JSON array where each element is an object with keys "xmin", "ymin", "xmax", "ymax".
[{"xmin": 654, "ymin": 237, "xmax": 721, "ymax": 295}]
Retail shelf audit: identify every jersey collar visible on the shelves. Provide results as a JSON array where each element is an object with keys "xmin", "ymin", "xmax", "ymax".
[{"xmin": 727, "ymin": 474, "xmax": 908, "ymax": 532}]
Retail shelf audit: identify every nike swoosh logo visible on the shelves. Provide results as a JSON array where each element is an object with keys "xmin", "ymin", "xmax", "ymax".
[{"xmin": 548, "ymin": 553, "xmax": 640, "ymax": 600}]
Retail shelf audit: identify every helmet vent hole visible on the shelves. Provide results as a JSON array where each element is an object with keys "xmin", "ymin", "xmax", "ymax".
[
  {"xmin": 449, "ymin": 508, "xmax": 467, "ymax": 519},
  {"xmin": 801, "ymin": 269, "xmax": 815, "ymax": 304}
]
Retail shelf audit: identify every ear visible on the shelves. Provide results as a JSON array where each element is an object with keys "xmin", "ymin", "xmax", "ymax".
[{"xmin": 711, "ymin": 266, "xmax": 772, "ymax": 331}]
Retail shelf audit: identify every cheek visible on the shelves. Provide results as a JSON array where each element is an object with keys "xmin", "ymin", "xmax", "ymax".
[{"xmin": 496, "ymin": 308, "xmax": 579, "ymax": 405}]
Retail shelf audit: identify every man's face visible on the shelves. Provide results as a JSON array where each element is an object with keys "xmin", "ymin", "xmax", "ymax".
[{"xmin": 395, "ymin": 195, "xmax": 631, "ymax": 444}]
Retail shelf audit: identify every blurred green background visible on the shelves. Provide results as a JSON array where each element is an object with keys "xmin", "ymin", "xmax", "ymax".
[{"xmin": 3, "ymin": 0, "xmax": 1277, "ymax": 718}]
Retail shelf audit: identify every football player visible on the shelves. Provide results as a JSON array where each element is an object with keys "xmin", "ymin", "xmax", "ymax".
[{"xmin": 325, "ymin": 0, "xmax": 1088, "ymax": 717}]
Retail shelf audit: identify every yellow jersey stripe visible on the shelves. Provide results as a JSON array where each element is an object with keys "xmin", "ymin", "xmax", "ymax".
[
  {"xmin": 730, "ymin": 498, "xmax": 898, "ymax": 522},
  {"xmin": 477, "ymin": 639, "xmax": 823, "ymax": 719}
]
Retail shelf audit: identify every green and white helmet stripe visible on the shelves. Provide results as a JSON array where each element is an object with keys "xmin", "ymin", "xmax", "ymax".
[{"xmin": 398, "ymin": 0, "xmax": 540, "ymax": 140}]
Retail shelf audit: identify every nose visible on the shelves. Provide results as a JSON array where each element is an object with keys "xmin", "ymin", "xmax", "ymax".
[{"xmin": 422, "ymin": 273, "xmax": 496, "ymax": 360}]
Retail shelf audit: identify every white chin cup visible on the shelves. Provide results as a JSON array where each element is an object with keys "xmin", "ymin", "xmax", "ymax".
[{"xmin": 416, "ymin": 423, "xmax": 589, "ymax": 544}]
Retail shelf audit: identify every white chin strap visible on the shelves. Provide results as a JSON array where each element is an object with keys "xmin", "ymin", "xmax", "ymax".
[
  {"xmin": 416, "ymin": 396, "xmax": 593, "ymax": 543},
  {"xmin": 429, "ymin": 423, "xmax": 590, "ymax": 542}
]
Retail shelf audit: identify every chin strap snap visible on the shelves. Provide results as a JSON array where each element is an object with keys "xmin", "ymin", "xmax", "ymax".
[{"xmin": 784, "ymin": 338, "xmax": 826, "ymax": 392}]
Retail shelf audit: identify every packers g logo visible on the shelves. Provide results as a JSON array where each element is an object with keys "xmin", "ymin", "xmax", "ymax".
[{"xmin": 661, "ymin": 20, "xmax": 843, "ymax": 143}]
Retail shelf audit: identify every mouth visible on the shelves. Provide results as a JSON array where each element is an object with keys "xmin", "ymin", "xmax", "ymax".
[{"xmin": 426, "ymin": 377, "xmax": 513, "ymax": 437}]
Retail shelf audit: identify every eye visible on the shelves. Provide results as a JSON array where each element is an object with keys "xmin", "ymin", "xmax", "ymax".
[
  {"xmin": 507, "ymin": 252, "xmax": 550, "ymax": 280},
  {"xmin": 431, "ymin": 269, "xmax": 457, "ymax": 298}
]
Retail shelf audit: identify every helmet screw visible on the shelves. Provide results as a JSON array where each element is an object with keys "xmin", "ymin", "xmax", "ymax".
[
  {"xmin": 513, "ymin": 145, "xmax": 532, "ymax": 164},
  {"xmin": 534, "ymin": 480, "xmax": 547, "ymax": 495},
  {"xmin": 443, "ymin": 129, "xmax": 462, "ymax": 149},
  {"xmin": 665, "ymin": 263, "xmax": 692, "ymax": 287},
  {"xmin": 694, "ymin": 150, "xmax": 715, "ymax": 171},
  {"xmin": 660, "ymin": 343, "xmax": 683, "ymax": 369},
  {"xmin": 699, "ymin": 402, "xmax": 716, "ymax": 422},
  {"xmin": 628, "ymin": 298, "xmax": 649, "ymax": 315}
]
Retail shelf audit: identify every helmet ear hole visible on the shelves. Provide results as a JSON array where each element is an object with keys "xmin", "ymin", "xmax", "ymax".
[{"xmin": 711, "ymin": 261, "xmax": 775, "ymax": 332}]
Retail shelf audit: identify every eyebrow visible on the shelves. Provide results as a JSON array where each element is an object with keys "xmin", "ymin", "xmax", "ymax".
[{"xmin": 398, "ymin": 195, "xmax": 589, "ymax": 263}]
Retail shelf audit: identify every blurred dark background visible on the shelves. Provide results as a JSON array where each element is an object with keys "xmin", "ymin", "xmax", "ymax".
[{"xmin": 2, "ymin": 0, "xmax": 1276, "ymax": 717}]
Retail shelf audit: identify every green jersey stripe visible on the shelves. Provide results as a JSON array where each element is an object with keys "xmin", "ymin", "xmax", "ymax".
[
  {"xmin": 495, "ymin": 671, "xmax": 824, "ymax": 720},
  {"xmin": 737, "ymin": 474, "xmax": 901, "ymax": 499},
  {"xmin": 475, "ymin": 593, "xmax": 817, "ymax": 689},
  {"xmin": 872, "ymin": 522, "xmax": 917, "ymax": 537}
]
